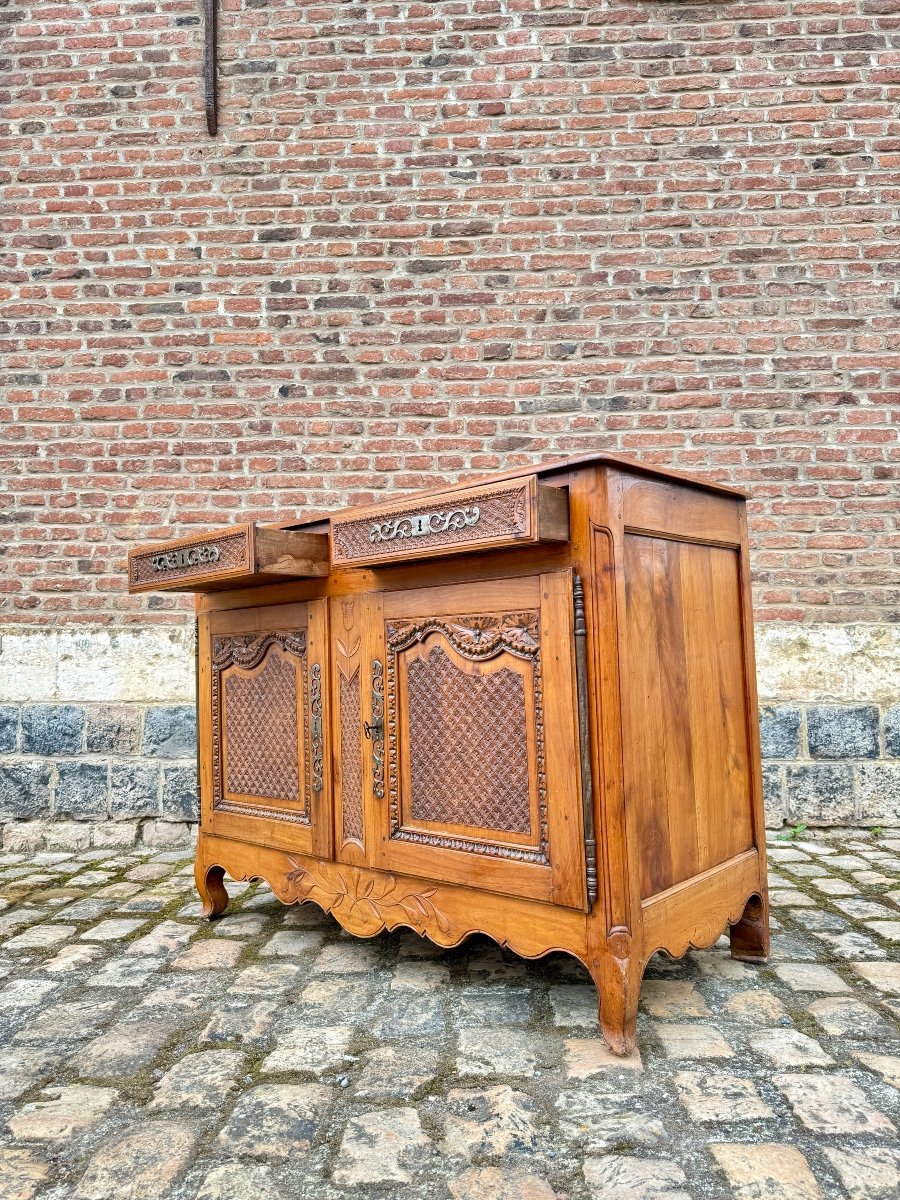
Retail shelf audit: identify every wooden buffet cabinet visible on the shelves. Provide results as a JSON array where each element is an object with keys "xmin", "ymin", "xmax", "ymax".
[{"xmin": 128, "ymin": 453, "xmax": 769, "ymax": 1054}]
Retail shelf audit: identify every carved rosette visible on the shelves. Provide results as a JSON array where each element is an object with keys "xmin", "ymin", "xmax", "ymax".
[
  {"xmin": 385, "ymin": 611, "xmax": 549, "ymax": 864},
  {"xmin": 211, "ymin": 631, "xmax": 312, "ymax": 824}
]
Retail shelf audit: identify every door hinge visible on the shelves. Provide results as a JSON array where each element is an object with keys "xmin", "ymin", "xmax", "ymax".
[
  {"xmin": 368, "ymin": 659, "xmax": 385, "ymax": 799},
  {"xmin": 310, "ymin": 662, "xmax": 323, "ymax": 794},
  {"xmin": 574, "ymin": 574, "xmax": 598, "ymax": 909}
]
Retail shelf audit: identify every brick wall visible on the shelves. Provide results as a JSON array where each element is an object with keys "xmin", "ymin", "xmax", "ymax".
[{"xmin": 1, "ymin": 0, "xmax": 898, "ymax": 838}]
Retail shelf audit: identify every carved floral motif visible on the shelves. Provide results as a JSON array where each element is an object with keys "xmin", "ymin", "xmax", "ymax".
[
  {"xmin": 310, "ymin": 663, "xmax": 323, "ymax": 794},
  {"xmin": 284, "ymin": 858, "xmax": 451, "ymax": 934},
  {"xmin": 369, "ymin": 659, "xmax": 385, "ymax": 800}
]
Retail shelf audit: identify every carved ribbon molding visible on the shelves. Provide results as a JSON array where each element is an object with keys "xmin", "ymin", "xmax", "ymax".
[
  {"xmin": 212, "ymin": 631, "xmax": 307, "ymax": 670},
  {"xmin": 386, "ymin": 611, "xmax": 540, "ymax": 660},
  {"xmin": 369, "ymin": 659, "xmax": 385, "ymax": 799}
]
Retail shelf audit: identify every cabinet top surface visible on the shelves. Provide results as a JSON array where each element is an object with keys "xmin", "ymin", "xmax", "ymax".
[{"xmin": 274, "ymin": 450, "xmax": 747, "ymax": 533}]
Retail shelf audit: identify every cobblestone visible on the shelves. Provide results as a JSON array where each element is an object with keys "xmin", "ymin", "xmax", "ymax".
[{"xmin": 0, "ymin": 829, "xmax": 898, "ymax": 1196}]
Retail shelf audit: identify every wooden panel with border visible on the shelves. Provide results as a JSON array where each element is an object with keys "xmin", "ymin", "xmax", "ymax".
[
  {"xmin": 622, "ymin": 533, "xmax": 754, "ymax": 900},
  {"xmin": 369, "ymin": 571, "xmax": 586, "ymax": 910},
  {"xmin": 200, "ymin": 600, "xmax": 332, "ymax": 859}
]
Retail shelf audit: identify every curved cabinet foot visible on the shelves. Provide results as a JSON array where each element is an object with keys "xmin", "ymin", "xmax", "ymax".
[
  {"xmin": 729, "ymin": 892, "xmax": 769, "ymax": 962},
  {"xmin": 196, "ymin": 862, "xmax": 229, "ymax": 919},
  {"xmin": 593, "ymin": 959, "xmax": 640, "ymax": 1057}
]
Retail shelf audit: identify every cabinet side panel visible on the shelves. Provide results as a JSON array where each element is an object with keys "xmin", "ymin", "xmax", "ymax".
[{"xmin": 623, "ymin": 534, "xmax": 754, "ymax": 899}]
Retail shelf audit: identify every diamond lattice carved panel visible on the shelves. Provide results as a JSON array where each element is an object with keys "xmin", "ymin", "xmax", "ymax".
[
  {"xmin": 340, "ymin": 666, "xmax": 364, "ymax": 844},
  {"xmin": 405, "ymin": 643, "xmax": 532, "ymax": 835},
  {"xmin": 224, "ymin": 648, "xmax": 301, "ymax": 803}
]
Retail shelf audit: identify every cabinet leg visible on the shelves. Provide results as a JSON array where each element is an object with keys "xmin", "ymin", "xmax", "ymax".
[
  {"xmin": 594, "ymin": 962, "xmax": 640, "ymax": 1057},
  {"xmin": 196, "ymin": 863, "xmax": 229, "ymax": 919},
  {"xmin": 729, "ymin": 892, "xmax": 769, "ymax": 963}
]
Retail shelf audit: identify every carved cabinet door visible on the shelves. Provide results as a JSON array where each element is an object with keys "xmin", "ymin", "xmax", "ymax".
[
  {"xmin": 370, "ymin": 572, "xmax": 587, "ymax": 910},
  {"xmin": 198, "ymin": 601, "xmax": 331, "ymax": 858}
]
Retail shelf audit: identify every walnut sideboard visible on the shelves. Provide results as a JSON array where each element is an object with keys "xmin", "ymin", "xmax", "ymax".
[{"xmin": 128, "ymin": 452, "xmax": 769, "ymax": 1054}]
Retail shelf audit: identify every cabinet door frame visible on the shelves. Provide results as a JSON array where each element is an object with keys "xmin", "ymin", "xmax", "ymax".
[
  {"xmin": 329, "ymin": 591, "xmax": 383, "ymax": 869},
  {"xmin": 370, "ymin": 570, "xmax": 587, "ymax": 910},
  {"xmin": 199, "ymin": 599, "xmax": 332, "ymax": 859}
]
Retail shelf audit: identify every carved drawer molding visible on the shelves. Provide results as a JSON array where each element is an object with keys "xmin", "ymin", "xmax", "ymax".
[
  {"xmin": 330, "ymin": 476, "xmax": 569, "ymax": 568},
  {"xmin": 128, "ymin": 523, "xmax": 328, "ymax": 593}
]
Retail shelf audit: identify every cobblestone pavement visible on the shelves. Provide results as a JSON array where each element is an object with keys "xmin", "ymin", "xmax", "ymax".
[{"xmin": 0, "ymin": 830, "xmax": 899, "ymax": 1199}]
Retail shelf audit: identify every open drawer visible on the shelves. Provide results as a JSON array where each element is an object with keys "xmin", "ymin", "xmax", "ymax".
[
  {"xmin": 128, "ymin": 523, "xmax": 329, "ymax": 593},
  {"xmin": 330, "ymin": 475, "xmax": 569, "ymax": 568}
]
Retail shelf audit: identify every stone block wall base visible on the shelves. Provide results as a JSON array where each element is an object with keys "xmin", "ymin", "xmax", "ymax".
[
  {"xmin": 1, "ymin": 818, "xmax": 198, "ymax": 853},
  {"xmin": 0, "ymin": 622, "xmax": 897, "ymax": 832}
]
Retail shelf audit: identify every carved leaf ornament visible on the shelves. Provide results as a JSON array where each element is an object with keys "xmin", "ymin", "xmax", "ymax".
[{"xmin": 285, "ymin": 858, "xmax": 451, "ymax": 934}]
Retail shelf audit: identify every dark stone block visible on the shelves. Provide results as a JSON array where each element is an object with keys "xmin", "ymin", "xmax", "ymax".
[
  {"xmin": 85, "ymin": 705, "xmax": 141, "ymax": 754},
  {"xmin": 55, "ymin": 762, "xmax": 108, "ymax": 821},
  {"xmin": 808, "ymin": 705, "xmax": 879, "ymax": 759},
  {"xmin": 141, "ymin": 707, "xmax": 197, "ymax": 758},
  {"xmin": 0, "ymin": 763, "xmax": 52, "ymax": 818},
  {"xmin": 161, "ymin": 765, "xmax": 199, "ymax": 822},
  {"xmin": 21, "ymin": 705, "xmax": 84, "ymax": 756},
  {"xmin": 761, "ymin": 763, "xmax": 785, "ymax": 828},
  {"xmin": 786, "ymin": 764, "xmax": 854, "ymax": 824},
  {"xmin": 110, "ymin": 764, "xmax": 160, "ymax": 819},
  {"xmin": 0, "ymin": 707, "xmax": 17, "ymax": 753},
  {"xmin": 759, "ymin": 705, "xmax": 801, "ymax": 759},
  {"xmin": 857, "ymin": 764, "xmax": 900, "ymax": 824},
  {"xmin": 884, "ymin": 705, "xmax": 900, "ymax": 758}
]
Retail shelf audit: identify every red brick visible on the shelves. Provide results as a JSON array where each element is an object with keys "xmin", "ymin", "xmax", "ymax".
[{"xmin": 0, "ymin": 0, "xmax": 897, "ymax": 625}]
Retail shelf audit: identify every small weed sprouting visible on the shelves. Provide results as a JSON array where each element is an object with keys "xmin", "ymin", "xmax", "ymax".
[{"xmin": 776, "ymin": 822, "xmax": 808, "ymax": 842}]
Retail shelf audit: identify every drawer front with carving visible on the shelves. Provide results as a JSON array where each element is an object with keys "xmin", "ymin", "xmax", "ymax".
[
  {"xmin": 370, "ymin": 573, "xmax": 586, "ymax": 910},
  {"xmin": 131, "ymin": 528, "xmax": 252, "ymax": 592},
  {"xmin": 129, "ymin": 524, "xmax": 329, "ymax": 593},
  {"xmin": 330, "ymin": 476, "xmax": 568, "ymax": 568},
  {"xmin": 200, "ymin": 602, "xmax": 331, "ymax": 858}
]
